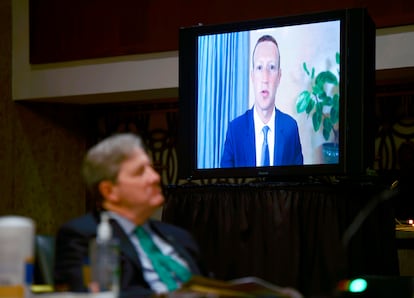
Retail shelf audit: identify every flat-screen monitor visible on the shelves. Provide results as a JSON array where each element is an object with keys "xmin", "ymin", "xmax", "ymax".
[{"xmin": 178, "ymin": 8, "xmax": 375, "ymax": 180}]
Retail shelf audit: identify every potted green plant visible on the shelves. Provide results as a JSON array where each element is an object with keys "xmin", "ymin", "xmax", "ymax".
[{"xmin": 295, "ymin": 52, "xmax": 340, "ymax": 163}]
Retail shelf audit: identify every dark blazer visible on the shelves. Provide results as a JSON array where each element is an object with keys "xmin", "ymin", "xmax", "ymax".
[
  {"xmin": 54, "ymin": 212, "xmax": 206, "ymax": 298},
  {"xmin": 220, "ymin": 107, "xmax": 303, "ymax": 167}
]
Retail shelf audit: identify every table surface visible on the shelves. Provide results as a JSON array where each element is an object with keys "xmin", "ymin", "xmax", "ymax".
[{"xmin": 396, "ymin": 223, "xmax": 414, "ymax": 239}]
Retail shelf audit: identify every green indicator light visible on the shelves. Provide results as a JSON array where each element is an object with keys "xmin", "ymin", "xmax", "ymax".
[{"xmin": 349, "ymin": 278, "xmax": 367, "ymax": 293}]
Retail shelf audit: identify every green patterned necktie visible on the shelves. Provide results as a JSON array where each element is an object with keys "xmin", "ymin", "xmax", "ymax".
[{"xmin": 134, "ymin": 226, "xmax": 192, "ymax": 291}]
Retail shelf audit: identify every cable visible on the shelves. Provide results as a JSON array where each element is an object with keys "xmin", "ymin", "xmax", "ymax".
[{"xmin": 342, "ymin": 181, "xmax": 399, "ymax": 248}]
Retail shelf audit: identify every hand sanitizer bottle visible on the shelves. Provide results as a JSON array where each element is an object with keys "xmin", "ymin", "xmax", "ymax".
[{"xmin": 89, "ymin": 212, "xmax": 120, "ymax": 296}]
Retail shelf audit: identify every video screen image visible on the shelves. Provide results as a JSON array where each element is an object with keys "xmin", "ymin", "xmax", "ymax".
[{"xmin": 196, "ymin": 20, "xmax": 341, "ymax": 169}]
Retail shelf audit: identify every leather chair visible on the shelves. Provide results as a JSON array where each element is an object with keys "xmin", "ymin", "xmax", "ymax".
[{"xmin": 34, "ymin": 235, "xmax": 55, "ymax": 285}]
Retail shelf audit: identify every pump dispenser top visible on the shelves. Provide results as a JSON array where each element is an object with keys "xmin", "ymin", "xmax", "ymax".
[{"xmin": 97, "ymin": 212, "xmax": 112, "ymax": 242}]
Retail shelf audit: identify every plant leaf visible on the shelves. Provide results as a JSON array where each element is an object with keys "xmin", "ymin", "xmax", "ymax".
[
  {"xmin": 313, "ymin": 84, "xmax": 324, "ymax": 96},
  {"xmin": 312, "ymin": 102, "xmax": 323, "ymax": 131},
  {"xmin": 315, "ymin": 71, "xmax": 338, "ymax": 87},
  {"xmin": 322, "ymin": 94, "xmax": 333, "ymax": 106},
  {"xmin": 303, "ymin": 62, "xmax": 310, "ymax": 76},
  {"xmin": 305, "ymin": 98, "xmax": 315, "ymax": 114},
  {"xmin": 315, "ymin": 101, "xmax": 323, "ymax": 114},
  {"xmin": 312, "ymin": 112, "xmax": 320, "ymax": 132},
  {"xmin": 330, "ymin": 94, "xmax": 339, "ymax": 124},
  {"xmin": 319, "ymin": 92, "xmax": 329, "ymax": 103},
  {"xmin": 296, "ymin": 90, "xmax": 312, "ymax": 113},
  {"xmin": 323, "ymin": 118, "xmax": 333, "ymax": 141}
]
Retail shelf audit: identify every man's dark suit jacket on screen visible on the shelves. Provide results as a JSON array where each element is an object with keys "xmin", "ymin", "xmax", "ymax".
[
  {"xmin": 221, "ymin": 107, "xmax": 303, "ymax": 168},
  {"xmin": 54, "ymin": 212, "xmax": 206, "ymax": 298}
]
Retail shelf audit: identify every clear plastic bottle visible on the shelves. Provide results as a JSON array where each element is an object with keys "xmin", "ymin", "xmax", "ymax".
[{"xmin": 89, "ymin": 212, "xmax": 120, "ymax": 296}]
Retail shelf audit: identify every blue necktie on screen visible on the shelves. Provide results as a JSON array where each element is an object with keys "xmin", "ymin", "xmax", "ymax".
[
  {"xmin": 261, "ymin": 125, "xmax": 270, "ymax": 166},
  {"xmin": 134, "ymin": 226, "xmax": 192, "ymax": 291}
]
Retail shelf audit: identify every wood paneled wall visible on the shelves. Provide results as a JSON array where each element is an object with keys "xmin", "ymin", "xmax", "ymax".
[{"xmin": 29, "ymin": 0, "xmax": 414, "ymax": 63}]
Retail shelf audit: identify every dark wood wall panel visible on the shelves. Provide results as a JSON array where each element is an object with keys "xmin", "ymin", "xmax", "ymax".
[{"xmin": 29, "ymin": 0, "xmax": 414, "ymax": 64}]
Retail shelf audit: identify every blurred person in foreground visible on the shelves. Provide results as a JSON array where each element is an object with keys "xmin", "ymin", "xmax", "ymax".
[
  {"xmin": 54, "ymin": 133, "xmax": 207, "ymax": 297},
  {"xmin": 54, "ymin": 132, "xmax": 302, "ymax": 298}
]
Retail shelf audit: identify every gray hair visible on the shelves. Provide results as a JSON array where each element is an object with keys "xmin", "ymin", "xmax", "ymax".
[{"xmin": 82, "ymin": 133, "xmax": 144, "ymax": 202}]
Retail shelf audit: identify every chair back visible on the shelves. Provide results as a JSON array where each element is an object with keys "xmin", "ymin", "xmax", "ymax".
[{"xmin": 34, "ymin": 235, "xmax": 55, "ymax": 285}]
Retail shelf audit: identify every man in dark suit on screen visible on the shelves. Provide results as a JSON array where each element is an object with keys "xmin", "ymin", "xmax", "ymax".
[{"xmin": 221, "ymin": 35, "xmax": 303, "ymax": 168}]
